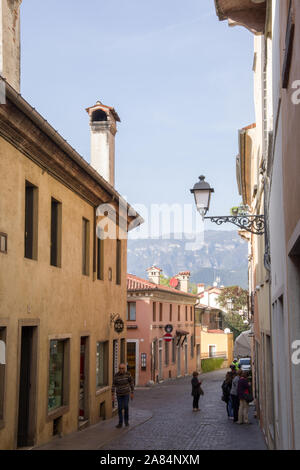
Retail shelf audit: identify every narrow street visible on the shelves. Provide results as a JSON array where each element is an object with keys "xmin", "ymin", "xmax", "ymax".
[{"xmin": 103, "ymin": 369, "xmax": 266, "ymax": 451}]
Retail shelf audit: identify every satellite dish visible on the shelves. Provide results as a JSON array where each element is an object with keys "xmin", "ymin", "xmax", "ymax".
[
  {"xmin": 224, "ymin": 328, "xmax": 231, "ymax": 334},
  {"xmin": 170, "ymin": 277, "xmax": 179, "ymax": 288}
]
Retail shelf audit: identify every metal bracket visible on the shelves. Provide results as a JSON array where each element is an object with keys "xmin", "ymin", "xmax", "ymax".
[{"xmin": 204, "ymin": 215, "xmax": 265, "ymax": 235}]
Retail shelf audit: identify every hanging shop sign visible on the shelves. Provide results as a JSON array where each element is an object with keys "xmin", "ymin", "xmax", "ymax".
[{"xmin": 114, "ymin": 318, "xmax": 125, "ymax": 334}]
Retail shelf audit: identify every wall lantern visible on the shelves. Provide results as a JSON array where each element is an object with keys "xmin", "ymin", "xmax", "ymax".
[
  {"xmin": 190, "ymin": 175, "xmax": 214, "ymax": 218},
  {"xmin": 191, "ymin": 175, "xmax": 265, "ymax": 235}
]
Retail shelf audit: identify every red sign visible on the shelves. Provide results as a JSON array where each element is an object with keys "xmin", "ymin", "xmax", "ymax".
[
  {"xmin": 170, "ymin": 277, "xmax": 179, "ymax": 288},
  {"xmin": 163, "ymin": 333, "xmax": 173, "ymax": 342}
]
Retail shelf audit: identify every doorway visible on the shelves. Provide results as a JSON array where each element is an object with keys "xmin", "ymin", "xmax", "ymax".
[
  {"xmin": 184, "ymin": 340, "xmax": 188, "ymax": 375},
  {"xmin": 17, "ymin": 326, "xmax": 37, "ymax": 448},
  {"xmin": 177, "ymin": 344, "xmax": 181, "ymax": 376},
  {"xmin": 127, "ymin": 341, "xmax": 136, "ymax": 384},
  {"xmin": 158, "ymin": 340, "xmax": 163, "ymax": 381},
  {"xmin": 196, "ymin": 344, "xmax": 201, "ymax": 371},
  {"xmin": 79, "ymin": 337, "xmax": 89, "ymax": 426}
]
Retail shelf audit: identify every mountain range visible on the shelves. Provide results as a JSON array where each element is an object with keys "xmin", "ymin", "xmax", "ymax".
[{"xmin": 127, "ymin": 230, "xmax": 248, "ymax": 289}]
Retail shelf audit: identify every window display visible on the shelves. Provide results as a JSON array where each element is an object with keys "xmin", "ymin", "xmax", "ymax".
[{"xmin": 48, "ymin": 340, "xmax": 64, "ymax": 412}]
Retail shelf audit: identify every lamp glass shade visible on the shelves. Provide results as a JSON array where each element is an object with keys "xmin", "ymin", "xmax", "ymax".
[
  {"xmin": 193, "ymin": 189, "xmax": 211, "ymax": 214},
  {"xmin": 190, "ymin": 176, "xmax": 214, "ymax": 218}
]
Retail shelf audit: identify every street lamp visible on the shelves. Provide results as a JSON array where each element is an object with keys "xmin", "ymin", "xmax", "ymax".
[
  {"xmin": 190, "ymin": 175, "xmax": 265, "ymax": 235},
  {"xmin": 190, "ymin": 175, "xmax": 214, "ymax": 219}
]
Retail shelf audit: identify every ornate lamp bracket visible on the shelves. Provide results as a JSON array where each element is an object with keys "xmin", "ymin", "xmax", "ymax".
[{"xmin": 204, "ymin": 215, "xmax": 265, "ymax": 235}]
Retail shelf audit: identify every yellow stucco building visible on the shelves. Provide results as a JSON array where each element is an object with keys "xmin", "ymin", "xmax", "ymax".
[
  {"xmin": 0, "ymin": 78, "xmax": 141, "ymax": 449},
  {"xmin": 0, "ymin": 1, "xmax": 141, "ymax": 447}
]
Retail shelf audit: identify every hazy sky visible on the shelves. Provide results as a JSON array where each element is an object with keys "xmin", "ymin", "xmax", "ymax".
[{"xmin": 20, "ymin": 0, "xmax": 255, "ymax": 235}]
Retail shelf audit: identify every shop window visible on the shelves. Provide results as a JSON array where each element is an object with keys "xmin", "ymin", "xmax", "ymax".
[
  {"xmin": 165, "ymin": 341, "xmax": 169, "ymax": 366},
  {"xmin": 48, "ymin": 339, "xmax": 69, "ymax": 413},
  {"xmin": 96, "ymin": 341, "xmax": 108, "ymax": 388},
  {"xmin": 0, "ymin": 327, "xmax": 6, "ymax": 421},
  {"xmin": 172, "ymin": 338, "xmax": 176, "ymax": 363},
  {"xmin": 120, "ymin": 338, "xmax": 126, "ymax": 364},
  {"xmin": 191, "ymin": 335, "xmax": 194, "ymax": 358}
]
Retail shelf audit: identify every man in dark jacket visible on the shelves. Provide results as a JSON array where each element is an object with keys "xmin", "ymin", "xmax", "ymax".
[
  {"xmin": 191, "ymin": 371, "xmax": 202, "ymax": 411},
  {"xmin": 112, "ymin": 363, "xmax": 134, "ymax": 428}
]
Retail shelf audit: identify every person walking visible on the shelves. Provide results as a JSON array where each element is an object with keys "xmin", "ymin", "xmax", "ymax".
[
  {"xmin": 222, "ymin": 371, "xmax": 234, "ymax": 419},
  {"xmin": 112, "ymin": 363, "xmax": 134, "ymax": 428},
  {"xmin": 191, "ymin": 371, "xmax": 203, "ymax": 411},
  {"xmin": 237, "ymin": 371, "xmax": 251, "ymax": 424},
  {"xmin": 231, "ymin": 369, "xmax": 242, "ymax": 423}
]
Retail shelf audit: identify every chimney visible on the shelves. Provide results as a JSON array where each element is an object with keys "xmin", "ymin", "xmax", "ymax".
[
  {"xmin": 0, "ymin": 0, "xmax": 22, "ymax": 93},
  {"xmin": 197, "ymin": 283, "xmax": 205, "ymax": 295},
  {"xmin": 146, "ymin": 266, "xmax": 162, "ymax": 285},
  {"xmin": 175, "ymin": 271, "xmax": 190, "ymax": 293},
  {"xmin": 86, "ymin": 101, "xmax": 120, "ymax": 186}
]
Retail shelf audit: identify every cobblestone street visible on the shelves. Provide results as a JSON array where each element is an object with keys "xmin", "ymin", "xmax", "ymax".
[{"xmin": 103, "ymin": 369, "xmax": 267, "ymax": 451}]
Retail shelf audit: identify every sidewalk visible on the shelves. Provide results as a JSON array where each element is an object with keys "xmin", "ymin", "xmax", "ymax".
[{"xmin": 35, "ymin": 407, "xmax": 152, "ymax": 450}]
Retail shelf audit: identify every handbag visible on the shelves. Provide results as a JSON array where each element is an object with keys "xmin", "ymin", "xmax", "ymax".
[
  {"xmin": 199, "ymin": 386, "xmax": 204, "ymax": 396},
  {"xmin": 244, "ymin": 391, "xmax": 253, "ymax": 403}
]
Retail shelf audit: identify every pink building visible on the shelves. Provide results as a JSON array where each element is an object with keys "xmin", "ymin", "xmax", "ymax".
[{"xmin": 126, "ymin": 268, "xmax": 199, "ymax": 386}]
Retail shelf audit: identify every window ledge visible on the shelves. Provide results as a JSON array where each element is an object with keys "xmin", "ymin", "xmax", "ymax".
[
  {"xmin": 47, "ymin": 405, "xmax": 69, "ymax": 422},
  {"xmin": 96, "ymin": 386, "xmax": 111, "ymax": 396}
]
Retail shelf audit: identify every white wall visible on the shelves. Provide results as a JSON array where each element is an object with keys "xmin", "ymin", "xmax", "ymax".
[{"xmin": 269, "ymin": 0, "xmax": 293, "ymax": 449}]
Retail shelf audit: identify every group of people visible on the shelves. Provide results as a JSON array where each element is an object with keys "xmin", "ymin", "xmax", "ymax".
[
  {"xmin": 112, "ymin": 362, "xmax": 253, "ymax": 429},
  {"xmin": 221, "ymin": 364, "xmax": 252, "ymax": 424}
]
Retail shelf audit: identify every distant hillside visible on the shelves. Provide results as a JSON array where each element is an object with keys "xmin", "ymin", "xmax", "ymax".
[{"xmin": 127, "ymin": 231, "xmax": 248, "ymax": 289}]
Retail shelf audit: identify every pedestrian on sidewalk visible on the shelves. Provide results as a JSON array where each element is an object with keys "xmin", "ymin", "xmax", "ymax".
[
  {"xmin": 191, "ymin": 371, "xmax": 203, "ymax": 411},
  {"xmin": 237, "ymin": 371, "xmax": 251, "ymax": 424},
  {"xmin": 222, "ymin": 371, "xmax": 234, "ymax": 419},
  {"xmin": 230, "ymin": 369, "xmax": 242, "ymax": 423},
  {"xmin": 112, "ymin": 363, "xmax": 134, "ymax": 428}
]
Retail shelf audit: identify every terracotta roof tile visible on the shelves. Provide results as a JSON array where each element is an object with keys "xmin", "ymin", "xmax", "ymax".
[{"xmin": 127, "ymin": 274, "xmax": 197, "ymax": 298}]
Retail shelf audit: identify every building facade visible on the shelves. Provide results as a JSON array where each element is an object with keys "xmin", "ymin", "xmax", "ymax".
[
  {"xmin": 0, "ymin": 2, "xmax": 141, "ymax": 449},
  {"xmin": 195, "ymin": 285, "xmax": 233, "ymax": 369},
  {"xmin": 126, "ymin": 270, "xmax": 198, "ymax": 386},
  {"xmin": 215, "ymin": 0, "xmax": 300, "ymax": 450}
]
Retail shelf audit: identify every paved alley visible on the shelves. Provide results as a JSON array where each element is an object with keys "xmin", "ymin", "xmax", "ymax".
[{"xmin": 104, "ymin": 369, "xmax": 267, "ymax": 450}]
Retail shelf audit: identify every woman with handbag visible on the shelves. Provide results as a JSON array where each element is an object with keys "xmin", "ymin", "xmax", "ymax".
[
  {"xmin": 237, "ymin": 371, "xmax": 251, "ymax": 424},
  {"xmin": 222, "ymin": 371, "xmax": 234, "ymax": 419},
  {"xmin": 191, "ymin": 371, "xmax": 203, "ymax": 411}
]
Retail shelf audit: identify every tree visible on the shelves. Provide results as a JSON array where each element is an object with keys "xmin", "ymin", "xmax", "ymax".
[
  {"xmin": 217, "ymin": 286, "xmax": 248, "ymax": 312},
  {"xmin": 217, "ymin": 286, "xmax": 249, "ymax": 339}
]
